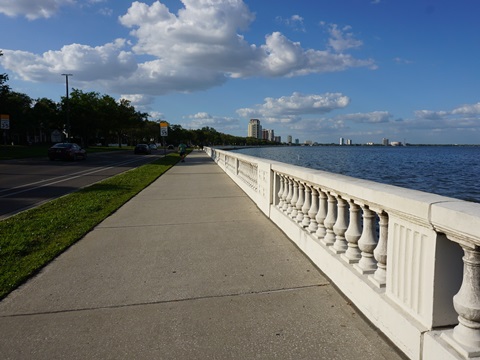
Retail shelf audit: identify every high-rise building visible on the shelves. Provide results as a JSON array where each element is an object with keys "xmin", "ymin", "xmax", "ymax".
[
  {"xmin": 382, "ymin": 138, "xmax": 389, "ymax": 146},
  {"xmin": 287, "ymin": 135, "xmax": 292, "ymax": 144},
  {"xmin": 339, "ymin": 137, "xmax": 344, "ymax": 145},
  {"xmin": 248, "ymin": 119, "xmax": 262, "ymax": 139}
]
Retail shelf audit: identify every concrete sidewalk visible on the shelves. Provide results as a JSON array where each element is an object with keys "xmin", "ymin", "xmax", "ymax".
[{"xmin": 0, "ymin": 152, "xmax": 406, "ymax": 360}]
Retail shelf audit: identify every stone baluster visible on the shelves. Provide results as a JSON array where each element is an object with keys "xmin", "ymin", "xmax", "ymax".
[
  {"xmin": 332, "ymin": 196, "xmax": 348, "ymax": 254},
  {"xmin": 277, "ymin": 174, "xmax": 285, "ymax": 209},
  {"xmin": 307, "ymin": 187, "xmax": 319, "ymax": 233},
  {"xmin": 370, "ymin": 212, "xmax": 388, "ymax": 287},
  {"xmin": 289, "ymin": 179, "xmax": 299, "ymax": 218},
  {"xmin": 283, "ymin": 177, "xmax": 293, "ymax": 213},
  {"xmin": 354, "ymin": 206, "xmax": 378, "ymax": 274},
  {"xmin": 451, "ymin": 246, "xmax": 480, "ymax": 351},
  {"xmin": 295, "ymin": 182, "xmax": 306, "ymax": 223},
  {"xmin": 301, "ymin": 184, "xmax": 312, "ymax": 228},
  {"xmin": 322, "ymin": 192, "xmax": 337, "ymax": 246},
  {"xmin": 315, "ymin": 189, "xmax": 328, "ymax": 240},
  {"xmin": 342, "ymin": 200, "xmax": 362, "ymax": 264}
]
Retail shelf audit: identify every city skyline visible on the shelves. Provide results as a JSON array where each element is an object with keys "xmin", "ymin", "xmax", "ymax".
[{"xmin": 1, "ymin": 1, "xmax": 480, "ymax": 144}]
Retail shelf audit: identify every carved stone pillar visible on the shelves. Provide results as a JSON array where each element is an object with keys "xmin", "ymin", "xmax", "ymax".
[
  {"xmin": 342, "ymin": 201, "xmax": 362, "ymax": 263},
  {"xmin": 295, "ymin": 182, "xmax": 305, "ymax": 222},
  {"xmin": 277, "ymin": 174, "xmax": 284, "ymax": 209},
  {"xmin": 371, "ymin": 212, "xmax": 388, "ymax": 287},
  {"xmin": 289, "ymin": 179, "xmax": 299, "ymax": 218},
  {"xmin": 307, "ymin": 187, "xmax": 319, "ymax": 233},
  {"xmin": 301, "ymin": 184, "xmax": 312, "ymax": 227},
  {"xmin": 452, "ymin": 246, "xmax": 480, "ymax": 349},
  {"xmin": 322, "ymin": 192, "xmax": 337, "ymax": 246},
  {"xmin": 315, "ymin": 189, "xmax": 328, "ymax": 240},
  {"xmin": 355, "ymin": 206, "xmax": 378, "ymax": 274},
  {"xmin": 332, "ymin": 196, "xmax": 348, "ymax": 253},
  {"xmin": 284, "ymin": 177, "xmax": 293, "ymax": 213}
]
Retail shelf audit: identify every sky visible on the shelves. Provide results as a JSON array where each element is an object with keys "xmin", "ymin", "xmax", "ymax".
[{"xmin": 1, "ymin": 0, "xmax": 480, "ymax": 145}]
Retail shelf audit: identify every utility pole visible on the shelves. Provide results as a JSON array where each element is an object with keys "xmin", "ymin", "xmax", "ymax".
[{"xmin": 61, "ymin": 73, "xmax": 72, "ymax": 142}]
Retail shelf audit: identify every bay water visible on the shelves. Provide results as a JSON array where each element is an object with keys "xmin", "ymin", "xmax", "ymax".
[{"xmin": 233, "ymin": 146, "xmax": 480, "ymax": 203}]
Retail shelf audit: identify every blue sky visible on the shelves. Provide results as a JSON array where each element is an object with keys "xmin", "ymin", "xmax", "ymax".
[{"xmin": 1, "ymin": 0, "xmax": 480, "ymax": 144}]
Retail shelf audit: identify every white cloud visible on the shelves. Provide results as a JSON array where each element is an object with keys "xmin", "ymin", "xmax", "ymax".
[
  {"xmin": 183, "ymin": 112, "xmax": 241, "ymax": 131},
  {"xmin": 0, "ymin": 0, "xmax": 376, "ymax": 96},
  {"xmin": 0, "ymin": 0, "xmax": 74, "ymax": 20},
  {"xmin": 1, "ymin": 39, "xmax": 137, "ymax": 83},
  {"xmin": 336, "ymin": 111, "xmax": 393, "ymax": 123},
  {"xmin": 326, "ymin": 24, "xmax": 363, "ymax": 53},
  {"xmin": 237, "ymin": 92, "xmax": 350, "ymax": 123},
  {"xmin": 276, "ymin": 14, "xmax": 306, "ymax": 32}
]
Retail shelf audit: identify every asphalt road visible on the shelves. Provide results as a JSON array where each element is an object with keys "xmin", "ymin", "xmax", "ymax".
[{"xmin": 0, "ymin": 149, "xmax": 167, "ymax": 219}]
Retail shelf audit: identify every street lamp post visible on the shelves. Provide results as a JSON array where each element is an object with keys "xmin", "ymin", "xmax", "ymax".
[{"xmin": 61, "ymin": 73, "xmax": 72, "ymax": 142}]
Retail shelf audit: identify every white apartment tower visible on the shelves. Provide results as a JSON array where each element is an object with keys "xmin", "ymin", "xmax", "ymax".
[{"xmin": 248, "ymin": 119, "xmax": 262, "ymax": 139}]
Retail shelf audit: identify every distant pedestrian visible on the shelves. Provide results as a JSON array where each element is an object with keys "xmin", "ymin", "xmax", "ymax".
[{"xmin": 178, "ymin": 142, "xmax": 187, "ymax": 162}]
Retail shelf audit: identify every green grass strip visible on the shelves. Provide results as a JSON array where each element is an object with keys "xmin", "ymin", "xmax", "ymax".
[{"xmin": 0, "ymin": 153, "xmax": 181, "ymax": 299}]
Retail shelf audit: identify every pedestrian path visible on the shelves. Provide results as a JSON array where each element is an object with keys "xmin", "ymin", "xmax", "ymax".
[{"xmin": 0, "ymin": 151, "xmax": 406, "ymax": 359}]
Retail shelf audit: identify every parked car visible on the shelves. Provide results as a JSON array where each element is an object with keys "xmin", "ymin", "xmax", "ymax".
[
  {"xmin": 134, "ymin": 144, "xmax": 151, "ymax": 154},
  {"xmin": 48, "ymin": 143, "xmax": 87, "ymax": 161},
  {"xmin": 167, "ymin": 144, "xmax": 174, "ymax": 149},
  {"xmin": 148, "ymin": 143, "xmax": 158, "ymax": 150}
]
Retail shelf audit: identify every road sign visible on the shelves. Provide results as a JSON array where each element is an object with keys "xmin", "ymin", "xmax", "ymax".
[
  {"xmin": 0, "ymin": 114, "xmax": 9, "ymax": 130},
  {"xmin": 160, "ymin": 121, "xmax": 168, "ymax": 136}
]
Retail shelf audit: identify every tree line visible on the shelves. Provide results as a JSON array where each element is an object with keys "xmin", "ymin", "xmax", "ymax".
[{"xmin": 0, "ymin": 52, "xmax": 276, "ymax": 147}]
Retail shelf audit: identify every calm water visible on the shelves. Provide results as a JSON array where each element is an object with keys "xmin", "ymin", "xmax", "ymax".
[{"xmin": 233, "ymin": 146, "xmax": 480, "ymax": 203}]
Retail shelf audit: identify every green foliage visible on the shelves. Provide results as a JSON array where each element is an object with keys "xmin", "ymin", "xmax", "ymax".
[
  {"xmin": 0, "ymin": 153, "xmax": 180, "ymax": 299},
  {"xmin": 0, "ymin": 61, "xmax": 277, "ymax": 147}
]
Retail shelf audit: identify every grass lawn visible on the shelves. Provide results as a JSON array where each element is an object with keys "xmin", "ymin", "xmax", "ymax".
[{"xmin": 0, "ymin": 152, "xmax": 181, "ymax": 299}]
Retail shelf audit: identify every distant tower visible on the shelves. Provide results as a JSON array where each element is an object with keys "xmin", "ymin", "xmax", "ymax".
[
  {"xmin": 248, "ymin": 119, "xmax": 262, "ymax": 139},
  {"xmin": 287, "ymin": 135, "xmax": 292, "ymax": 144},
  {"xmin": 382, "ymin": 138, "xmax": 389, "ymax": 146},
  {"xmin": 339, "ymin": 137, "xmax": 344, "ymax": 146}
]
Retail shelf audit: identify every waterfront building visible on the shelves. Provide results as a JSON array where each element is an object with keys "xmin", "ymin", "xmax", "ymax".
[
  {"xmin": 287, "ymin": 135, "xmax": 292, "ymax": 144},
  {"xmin": 339, "ymin": 137, "xmax": 344, "ymax": 145},
  {"xmin": 248, "ymin": 119, "xmax": 262, "ymax": 139},
  {"xmin": 382, "ymin": 138, "xmax": 389, "ymax": 146}
]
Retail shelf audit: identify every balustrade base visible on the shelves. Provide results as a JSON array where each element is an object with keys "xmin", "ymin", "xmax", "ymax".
[
  {"xmin": 369, "ymin": 274, "xmax": 386, "ymax": 288},
  {"xmin": 330, "ymin": 246, "xmax": 347, "ymax": 255},
  {"xmin": 340, "ymin": 254, "xmax": 360, "ymax": 264},
  {"xmin": 353, "ymin": 264, "xmax": 376, "ymax": 275},
  {"xmin": 441, "ymin": 331, "xmax": 480, "ymax": 358}
]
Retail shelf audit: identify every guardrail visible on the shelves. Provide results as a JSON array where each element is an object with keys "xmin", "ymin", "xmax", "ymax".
[{"xmin": 204, "ymin": 147, "xmax": 480, "ymax": 360}]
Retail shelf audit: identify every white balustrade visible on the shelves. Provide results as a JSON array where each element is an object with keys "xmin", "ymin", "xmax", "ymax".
[
  {"xmin": 342, "ymin": 200, "xmax": 362, "ymax": 263},
  {"xmin": 295, "ymin": 182, "xmax": 306, "ymax": 223},
  {"xmin": 206, "ymin": 147, "xmax": 480, "ymax": 360},
  {"xmin": 322, "ymin": 192, "xmax": 337, "ymax": 246},
  {"xmin": 315, "ymin": 189, "xmax": 328, "ymax": 240},
  {"xmin": 332, "ymin": 196, "xmax": 348, "ymax": 254},
  {"xmin": 307, "ymin": 187, "xmax": 319, "ymax": 233}
]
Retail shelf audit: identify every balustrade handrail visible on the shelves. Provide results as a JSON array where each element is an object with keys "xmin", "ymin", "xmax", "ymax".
[{"xmin": 204, "ymin": 146, "xmax": 480, "ymax": 360}]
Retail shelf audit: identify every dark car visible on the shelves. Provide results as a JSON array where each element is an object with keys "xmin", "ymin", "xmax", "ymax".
[
  {"xmin": 134, "ymin": 144, "xmax": 151, "ymax": 154},
  {"xmin": 48, "ymin": 143, "xmax": 87, "ymax": 161}
]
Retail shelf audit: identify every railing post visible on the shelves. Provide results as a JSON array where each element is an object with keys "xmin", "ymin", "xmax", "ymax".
[
  {"xmin": 452, "ymin": 246, "xmax": 480, "ymax": 351},
  {"xmin": 277, "ymin": 174, "xmax": 285, "ymax": 209},
  {"xmin": 342, "ymin": 200, "xmax": 362, "ymax": 264},
  {"xmin": 370, "ymin": 212, "xmax": 388, "ymax": 287},
  {"xmin": 315, "ymin": 189, "xmax": 328, "ymax": 240},
  {"xmin": 295, "ymin": 182, "xmax": 305, "ymax": 223},
  {"xmin": 332, "ymin": 196, "xmax": 348, "ymax": 253},
  {"xmin": 289, "ymin": 179, "xmax": 299, "ymax": 218},
  {"xmin": 307, "ymin": 187, "xmax": 319, "ymax": 233},
  {"xmin": 322, "ymin": 192, "xmax": 337, "ymax": 246},
  {"xmin": 301, "ymin": 184, "xmax": 312, "ymax": 227},
  {"xmin": 284, "ymin": 177, "xmax": 293, "ymax": 213},
  {"xmin": 354, "ymin": 206, "xmax": 378, "ymax": 274}
]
